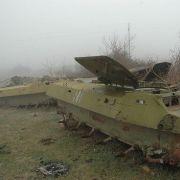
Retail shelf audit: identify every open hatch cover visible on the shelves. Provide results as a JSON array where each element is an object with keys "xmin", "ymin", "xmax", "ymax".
[
  {"xmin": 130, "ymin": 62, "xmax": 171, "ymax": 81},
  {"xmin": 75, "ymin": 56, "xmax": 138, "ymax": 88},
  {"xmin": 144, "ymin": 62, "xmax": 171, "ymax": 81}
]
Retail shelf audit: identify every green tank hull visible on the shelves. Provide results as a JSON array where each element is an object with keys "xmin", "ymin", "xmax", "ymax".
[{"xmin": 47, "ymin": 80, "xmax": 180, "ymax": 166}]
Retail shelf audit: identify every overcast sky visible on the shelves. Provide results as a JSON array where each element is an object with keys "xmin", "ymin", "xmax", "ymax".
[{"xmin": 0, "ymin": 0, "xmax": 180, "ymax": 70}]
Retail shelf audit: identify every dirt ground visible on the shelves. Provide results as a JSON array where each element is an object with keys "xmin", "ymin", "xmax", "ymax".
[{"xmin": 0, "ymin": 107, "xmax": 179, "ymax": 180}]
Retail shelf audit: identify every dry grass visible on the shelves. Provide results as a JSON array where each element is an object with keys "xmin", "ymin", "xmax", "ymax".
[{"xmin": 0, "ymin": 107, "xmax": 179, "ymax": 180}]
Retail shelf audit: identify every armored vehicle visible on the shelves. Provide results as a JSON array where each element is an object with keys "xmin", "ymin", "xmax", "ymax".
[
  {"xmin": 47, "ymin": 56, "xmax": 180, "ymax": 166},
  {"xmin": 0, "ymin": 82, "xmax": 55, "ymax": 107}
]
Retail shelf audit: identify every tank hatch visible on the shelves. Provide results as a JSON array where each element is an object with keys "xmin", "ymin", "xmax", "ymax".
[
  {"xmin": 75, "ymin": 56, "xmax": 138, "ymax": 88},
  {"xmin": 130, "ymin": 62, "xmax": 171, "ymax": 82},
  {"xmin": 144, "ymin": 62, "xmax": 171, "ymax": 81}
]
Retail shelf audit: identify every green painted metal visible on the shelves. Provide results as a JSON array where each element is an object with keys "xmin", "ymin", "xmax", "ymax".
[
  {"xmin": 47, "ymin": 80, "xmax": 180, "ymax": 131},
  {"xmin": 46, "ymin": 56, "xmax": 180, "ymax": 166},
  {"xmin": 75, "ymin": 56, "xmax": 138, "ymax": 87},
  {"xmin": 0, "ymin": 82, "xmax": 54, "ymax": 107},
  {"xmin": 0, "ymin": 82, "xmax": 48, "ymax": 97},
  {"xmin": 47, "ymin": 79, "xmax": 180, "ymax": 165}
]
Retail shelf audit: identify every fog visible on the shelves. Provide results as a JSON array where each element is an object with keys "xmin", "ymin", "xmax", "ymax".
[{"xmin": 0, "ymin": 0, "xmax": 180, "ymax": 78}]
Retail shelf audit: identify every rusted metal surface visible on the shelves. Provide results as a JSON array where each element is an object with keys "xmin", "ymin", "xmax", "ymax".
[{"xmin": 146, "ymin": 148, "xmax": 180, "ymax": 166}]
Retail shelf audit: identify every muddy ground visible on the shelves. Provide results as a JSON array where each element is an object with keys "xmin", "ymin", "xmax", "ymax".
[{"xmin": 0, "ymin": 107, "xmax": 179, "ymax": 180}]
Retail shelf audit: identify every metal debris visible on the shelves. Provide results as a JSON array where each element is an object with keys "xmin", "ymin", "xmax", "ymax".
[{"xmin": 37, "ymin": 160, "xmax": 69, "ymax": 177}]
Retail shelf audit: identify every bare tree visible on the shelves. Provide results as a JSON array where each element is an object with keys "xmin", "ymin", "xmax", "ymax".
[
  {"xmin": 102, "ymin": 34, "xmax": 149, "ymax": 69},
  {"xmin": 103, "ymin": 34, "xmax": 137, "ymax": 68},
  {"xmin": 43, "ymin": 59, "xmax": 68, "ymax": 78},
  {"xmin": 168, "ymin": 48, "xmax": 180, "ymax": 84},
  {"xmin": 43, "ymin": 59, "xmax": 57, "ymax": 77},
  {"xmin": 71, "ymin": 63, "xmax": 93, "ymax": 78}
]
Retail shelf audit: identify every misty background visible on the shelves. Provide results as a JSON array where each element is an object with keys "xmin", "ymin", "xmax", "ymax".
[{"xmin": 0, "ymin": 0, "xmax": 180, "ymax": 80}]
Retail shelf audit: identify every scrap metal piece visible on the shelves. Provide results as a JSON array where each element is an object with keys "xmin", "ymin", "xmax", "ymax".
[{"xmin": 37, "ymin": 161, "xmax": 69, "ymax": 177}]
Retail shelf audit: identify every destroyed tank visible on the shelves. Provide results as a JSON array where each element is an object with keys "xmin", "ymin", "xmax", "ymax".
[
  {"xmin": 0, "ymin": 81, "xmax": 55, "ymax": 107},
  {"xmin": 47, "ymin": 56, "xmax": 180, "ymax": 166}
]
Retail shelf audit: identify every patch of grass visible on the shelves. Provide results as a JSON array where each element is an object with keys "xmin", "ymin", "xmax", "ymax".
[{"xmin": 0, "ymin": 107, "xmax": 179, "ymax": 179}]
